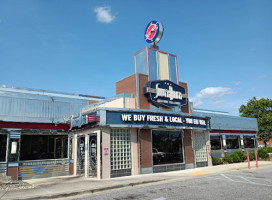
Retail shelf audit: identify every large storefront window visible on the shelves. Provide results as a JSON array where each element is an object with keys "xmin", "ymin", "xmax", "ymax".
[
  {"xmin": 0, "ymin": 134, "xmax": 7, "ymax": 162},
  {"xmin": 244, "ymin": 136, "xmax": 255, "ymax": 148},
  {"xmin": 210, "ymin": 136, "xmax": 222, "ymax": 150},
  {"xmin": 20, "ymin": 135, "xmax": 68, "ymax": 161},
  {"xmin": 110, "ymin": 129, "xmax": 131, "ymax": 170},
  {"xmin": 226, "ymin": 135, "xmax": 240, "ymax": 149},
  {"xmin": 152, "ymin": 130, "xmax": 183, "ymax": 165}
]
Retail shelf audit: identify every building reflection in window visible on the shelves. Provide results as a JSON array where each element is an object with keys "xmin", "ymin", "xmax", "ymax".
[
  {"xmin": 20, "ymin": 135, "xmax": 68, "ymax": 161},
  {"xmin": 210, "ymin": 136, "xmax": 222, "ymax": 150},
  {"xmin": 226, "ymin": 135, "xmax": 240, "ymax": 149},
  {"xmin": 152, "ymin": 130, "xmax": 183, "ymax": 165}
]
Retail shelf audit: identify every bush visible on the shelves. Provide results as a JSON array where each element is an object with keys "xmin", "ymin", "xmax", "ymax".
[
  {"xmin": 257, "ymin": 148, "xmax": 269, "ymax": 160},
  {"xmin": 265, "ymin": 147, "xmax": 272, "ymax": 153},
  {"xmin": 249, "ymin": 152, "xmax": 255, "ymax": 161},
  {"xmin": 230, "ymin": 153, "xmax": 241, "ymax": 163},
  {"xmin": 222, "ymin": 155, "xmax": 233, "ymax": 163},
  {"xmin": 212, "ymin": 157, "xmax": 223, "ymax": 165},
  {"xmin": 232, "ymin": 150, "xmax": 247, "ymax": 161}
]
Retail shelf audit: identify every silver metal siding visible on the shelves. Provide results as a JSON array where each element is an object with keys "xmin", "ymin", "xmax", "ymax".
[
  {"xmin": 193, "ymin": 111, "xmax": 258, "ymax": 131},
  {"xmin": 0, "ymin": 90, "xmax": 89, "ymax": 123}
]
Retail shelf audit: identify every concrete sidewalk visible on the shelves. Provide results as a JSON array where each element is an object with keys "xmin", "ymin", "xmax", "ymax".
[{"xmin": 1, "ymin": 161, "xmax": 272, "ymax": 200}]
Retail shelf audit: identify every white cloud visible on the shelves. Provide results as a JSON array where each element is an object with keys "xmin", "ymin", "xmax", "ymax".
[
  {"xmin": 257, "ymin": 75, "xmax": 266, "ymax": 79},
  {"xmin": 191, "ymin": 87, "xmax": 234, "ymax": 106},
  {"xmin": 232, "ymin": 81, "xmax": 241, "ymax": 86},
  {"xmin": 94, "ymin": 6, "xmax": 116, "ymax": 24}
]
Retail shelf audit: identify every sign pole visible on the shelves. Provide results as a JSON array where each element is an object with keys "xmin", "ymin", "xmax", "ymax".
[
  {"xmin": 255, "ymin": 149, "xmax": 258, "ymax": 168},
  {"xmin": 247, "ymin": 150, "xmax": 250, "ymax": 169}
]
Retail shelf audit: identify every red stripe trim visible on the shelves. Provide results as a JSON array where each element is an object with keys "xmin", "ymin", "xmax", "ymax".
[
  {"xmin": 210, "ymin": 129, "xmax": 256, "ymax": 134},
  {"xmin": 0, "ymin": 121, "xmax": 70, "ymax": 130},
  {"xmin": 88, "ymin": 116, "xmax": 100, "ymax": 123}
]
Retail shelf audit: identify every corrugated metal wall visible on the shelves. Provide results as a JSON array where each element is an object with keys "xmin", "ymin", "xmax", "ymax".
[
  {"xmin": 0, "ymin": 87, "xmax": 92, "ymax": 123},
  {"xmin": 194, "ymin": 110, "xmax": 258, "ymax": 131}
]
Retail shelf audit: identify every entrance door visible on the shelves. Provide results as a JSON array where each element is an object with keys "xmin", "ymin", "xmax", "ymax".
[
  {"xmin": 77, "ymin": 136, "xmax": 85, "ymax": 175},
  {"xmin": 194, "ymin": 131, "xmax": 208, "ymax": 166},
  {"xmin": 89, "ymin": 134, "xmax": 97, "ymax": 177}
]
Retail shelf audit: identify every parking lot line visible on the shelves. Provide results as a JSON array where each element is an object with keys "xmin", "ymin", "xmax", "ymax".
[
  {"xmin": 189, "ymin": 172, "xmax": 208, "ymax": 176},
  {"xmin": 207, "ymin": 174, "xmax": 272, "ymax": 187}
]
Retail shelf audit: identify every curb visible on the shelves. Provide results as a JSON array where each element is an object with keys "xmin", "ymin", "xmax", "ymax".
[
  {"xmin": 4, "ymin": 162, "xmax": 272, "ymax": 200},
  {"xmin": 6, "ymin": 180, "xmax": 166, "ymax": 200}
]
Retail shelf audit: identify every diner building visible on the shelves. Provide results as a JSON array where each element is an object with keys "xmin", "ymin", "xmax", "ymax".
[{"xmin": 0, "ymin": 46, "xmax": 258, "ymax": 180}]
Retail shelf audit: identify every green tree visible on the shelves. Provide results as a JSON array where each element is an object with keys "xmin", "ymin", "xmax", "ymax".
[{"xmin": 239, "ymin": 97, "xmax": 272, "ymax": 147}]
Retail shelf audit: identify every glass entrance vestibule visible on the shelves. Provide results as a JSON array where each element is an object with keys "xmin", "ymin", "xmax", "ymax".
[
  {"xmin": 73, "ymin": 130, "xmax": 99, "ymax": 178},
  {"xmin": 76, "ymin": 134, "xmax": 97, "ymax": 177},
  {"xmin": 72, "ymin": 128, "xmax": 138, "ymax": 179}
]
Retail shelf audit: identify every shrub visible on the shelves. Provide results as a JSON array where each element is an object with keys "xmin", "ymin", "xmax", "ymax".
[
  {"xmin": 265, "ymin": 147, "xmax": 272, "ymax": 153},
  {"xmin": 230, "ymin": 153, "xmax": 241, "ymax": 163},
  {"xmin": 222, "ymin": 155, "xmax": 233, "ymax": 163},
  {"xmin": 232, "ymin": 150, "xmax": 247, "ymax": 161},
  {"xmin": 212, "ymin": 157, "xmax": 223, "ymax": 165},
  {"xmin": 257, "ymin": 148, "xmax": 269, "ymax": 160},
  {"xmin": 249, "ymin": 152, "xmax": 255, "ymax": 161}
]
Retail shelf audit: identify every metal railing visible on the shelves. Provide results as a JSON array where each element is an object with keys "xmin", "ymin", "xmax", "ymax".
[
  {"xmin": 19, "ymin": 158, "xmax": 69, "ymax": 180},
  {"xmin": 0, "ymin": 162, "xmax": 7, "ymax": 175}
]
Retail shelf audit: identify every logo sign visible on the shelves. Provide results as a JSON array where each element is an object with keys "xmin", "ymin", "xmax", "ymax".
[
  {"xmin": 144, "ymin": 20, "xmax": 164, "ymax": 44},
  {"xmin": 144, "ymin": 80, "xmax": 187, "ymax": 108}
]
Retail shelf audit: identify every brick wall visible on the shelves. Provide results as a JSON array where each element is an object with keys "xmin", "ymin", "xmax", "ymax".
[
  {"xmin": 179, "ymin": 82, "xmax": 189, "ymax": 113},
  {"xmin": 89, "ymin": 100, "xmax": 99, "ymax": 105},
  {"xmin": 116, "ymin": 73, "xmax": 151, "ymax": 110},
  {"xmin": 116, "ymin": 74, "xmax": 137, "ymax": 107},
  {"xmin": 184, "ymin": 130, "xmax": 194, "ymax": 164},
  {"xmin": 138, "ymin": 74, "xmax": 150, "ymax": 109},
  {"xmin": 140, "ymin": 129, "xmax": 152, "ymax": 168}
]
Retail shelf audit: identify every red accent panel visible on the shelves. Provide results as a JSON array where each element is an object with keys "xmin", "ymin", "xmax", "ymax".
[
  {"xmin": 88, "ymin": 116, "xmax": 100, "ymax": 123},
  {"xmin": 0, "ymin": 121, "xmax": 70, "ymax": 130},
  {"xmin": 210, "ymin": 129, "xmax": 256, "ymax": 134},
  {"xmin": 7, "ymin": 166, "xmax": 18, "ymax": 180},
  {"xmin": 69, "ymin": 162, "xmax": 74, "ymax": 175}
]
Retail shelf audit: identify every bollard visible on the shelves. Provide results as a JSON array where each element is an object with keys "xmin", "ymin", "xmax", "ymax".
[
  {"xmin": 247, "ymin": 150, "xmax": 250, "ymax": 169},
  {"xmin": 255, "ymin": 149, "xmax": 258, "ymax": 168}
]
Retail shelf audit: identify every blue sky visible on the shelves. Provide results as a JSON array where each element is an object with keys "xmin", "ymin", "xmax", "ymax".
[{"xmin": 0, "ymin": 0, "xmax": 271, "ymax": 116}]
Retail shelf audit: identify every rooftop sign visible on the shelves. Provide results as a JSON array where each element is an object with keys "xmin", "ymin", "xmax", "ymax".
[{"xmin": 144, "ymin": 20, "xmax": 164, "ymax": 44}]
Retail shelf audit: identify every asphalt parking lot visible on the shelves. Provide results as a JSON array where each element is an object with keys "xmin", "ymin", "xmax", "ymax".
[{"xmin": 64, "ymin": 166, "xmax": 272, "ymax": 200}]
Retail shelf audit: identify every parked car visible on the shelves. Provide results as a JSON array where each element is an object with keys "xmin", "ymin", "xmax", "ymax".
[{"xmin": 152, "ymin": 148, "xmax": 166, "ymax": 163}]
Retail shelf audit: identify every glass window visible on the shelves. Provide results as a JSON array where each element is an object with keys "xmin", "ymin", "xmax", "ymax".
[
  {"xmin": 244, "ymin": 136, "xmax": 255, "ymax": 148},
  {"xmin": 0, "ymin": 134, "xmax": 7, "ymax": 162},
  {"xmin": 226, "ymin": 135, "xmax": 240, "ymax": 149},
  {"xmin": 169, "ymin": 55, "xmax": 178, "ymax": 83},
  {"xmin": 134, "ymin": 49, "xmax": 147, "ymax": 75},
  {"xmin": 110, "ymin": 129, "xmax": 131, "ymax": 170},
  {"xmin": 210, "ymin": 136, "xmax": 222, "ymax": 150},
  {"xmin": 149, "ymin": 49, "xmax": 158, "ymax": 81},
  {"xmin": 152, "ymin": 130, "xmax": 183, "ymax": 165},
  {"xmin": 8, "ymin": 138, "xmax": 20, "ymax": 162},
  {"xmin": 20, "ymin": 135, "xmax": 68, "ymax": 161}
]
